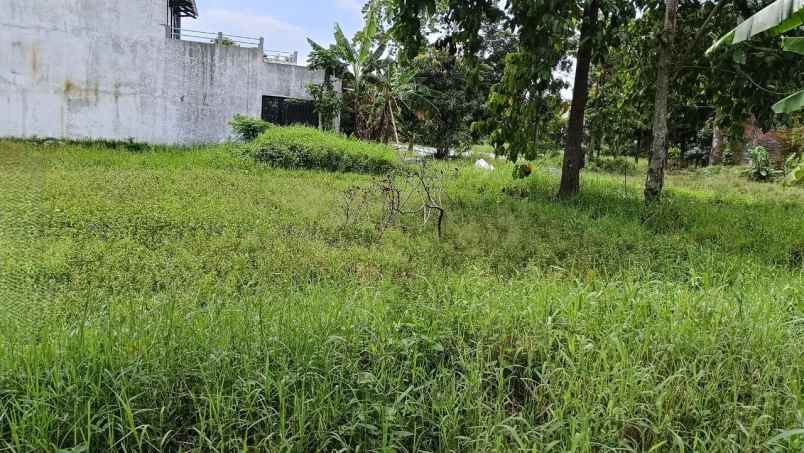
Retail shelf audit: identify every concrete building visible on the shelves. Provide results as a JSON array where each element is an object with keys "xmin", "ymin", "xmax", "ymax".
[{"xmin": 0, "ymin": 0, "xmax": 325, "ymax": 144}]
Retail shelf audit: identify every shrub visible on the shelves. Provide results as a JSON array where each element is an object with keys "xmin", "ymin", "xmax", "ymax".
[
  {"xmin": 246, "ymin": 126, "xmax": 400, "ymax": 174},
  {"xmin": 667, "ymin": 146, "xmax": 682, "ymax": 161},
  {"xmin": 744, "ymin": 146, "xmax": 782, "ymax": 182},
  {"xmin": 587, "ymin": 156, "xmax": 637, "ymax": 175},
  {"xmin": 784, "ymin": 154, "xmax": 804, "ymax": 187},
  {"xmin": 230, "ymin": 114, "xmax": 273, "ymax": 142}
]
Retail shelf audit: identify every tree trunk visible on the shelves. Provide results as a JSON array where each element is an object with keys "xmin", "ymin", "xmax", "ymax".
[
  {"xmin": 320, "ymin": 70, "xmax": 332, "ymax": 131},
  {"xmin": 558, "ymin": 0, "xmax": 600, "ymax": 199},
  {"xmin": 644, "ymin": 0, "xmax": 679, "ymax": 202},
  {"xmin": 389, "ymin": 99, "xmax": 400, "ymax": 145},
  {"xmin": 710, "ymin": 125, "xmax": 724, "ymax": 165}
]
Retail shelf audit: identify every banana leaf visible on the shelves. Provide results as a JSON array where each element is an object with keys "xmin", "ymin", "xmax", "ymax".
[
  {"xmin": 772, "ymin": 89, "xmax": 804, "ymax": 113},
  {"xmin": 782, "ymin": 36, "xmax": 804, "ymax": 55},
  {"xmin": 706, "ymin": 0, "xmax": 804, "ymax": 54}
]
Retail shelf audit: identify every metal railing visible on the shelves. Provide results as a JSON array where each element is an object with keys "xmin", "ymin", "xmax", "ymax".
[
  {"xmin": 264, "ymin": 50, "xmax": 298, "ymax": 65},
  {"xmin": 167, "ymin": 26, "xmax": 263, "ymax": 49},
  {"xmin": 166, "ymin": 26, "xmax": 300, "ymax": 65}
]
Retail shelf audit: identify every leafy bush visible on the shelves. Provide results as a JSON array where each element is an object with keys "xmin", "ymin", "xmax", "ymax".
[
  {"xmin": 246, "ymin": 126, "xmax": 400, "ymax": 174},
  {"xmin": 230, "ymin": 114, "xmax": 273, "ymax": 142},
  {"xmin": 587, "ymin": 156, "xmax": 637, "ymax": 175},
  {"xmin": 786, "ymin": 163, "xmax": 804, "ymax": 186},
  {"xmin": 723, "ymin": 145, "xmax": 735, "ymax": 165},
  {"xmin": 306, "ymin": 82, "xmax": 342, "ymax": 132},
  {"xmin": 667, "ymin": 146, "xmax": 682, "ymax": 161},
  {"xmin": 744, "ymin": 146, "xmax": 782, "ymax": 182},
  {"xmin": 784, "ymin": 154, "xmax": 804, "ymax": 186}
]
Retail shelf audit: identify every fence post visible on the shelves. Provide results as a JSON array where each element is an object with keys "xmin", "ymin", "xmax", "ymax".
[
  {"xmin": 259, "ymin": 37, "xmax": 264, "ymax": 52},
  {"xmin": 217, "ymin": 32, "xmax": 223, "ymax": 45}
]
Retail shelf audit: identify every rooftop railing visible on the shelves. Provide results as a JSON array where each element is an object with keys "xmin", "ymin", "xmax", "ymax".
[
  {"xmin": 264, "ymin": 50, "xmax": 299, "ymax": 65},
  {"xmin": 166, "ymin": 26, "xmax": 299, "ymax": 64}
]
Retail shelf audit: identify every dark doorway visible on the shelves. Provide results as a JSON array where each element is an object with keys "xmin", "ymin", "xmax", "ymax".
[{"xmin": 261, "ymin": 96, "xmax": 318, "ymax": 127}]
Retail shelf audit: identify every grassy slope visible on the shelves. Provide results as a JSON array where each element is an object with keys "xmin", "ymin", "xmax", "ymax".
[{"xmin": 0, "ymin": 139, "xmax": 802, "ymax": 452}]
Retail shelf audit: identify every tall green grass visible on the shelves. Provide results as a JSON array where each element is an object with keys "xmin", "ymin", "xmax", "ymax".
[
  {"xmin": 246, "ymin": 126, "xmax": 400, "ymax": 174},
  {"xmin": 0, "ymin": 138, "xmax": 802, "ymax": 451}
]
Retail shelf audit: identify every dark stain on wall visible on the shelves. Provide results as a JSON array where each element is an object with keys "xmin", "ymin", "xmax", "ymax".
[
  {"xmin": 30, "ymin": 45, "xmax": 39, "ymax": 77},
  {"xmin": 63, "ymin": 80, "xmax": 100, "ymax": 106}
]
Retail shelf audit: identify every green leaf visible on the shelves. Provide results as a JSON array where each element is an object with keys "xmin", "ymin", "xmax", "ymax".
[
  {"xmin": 782, "ymin": 37, "xmax": 804, "ymax": 55},
  {"xmin": 706, "ymin": 31, "xmax": 735, "ymax": 55},
  {"xmin": 333, "ymin": 23, "xmax": 356, "ymax": 66},
  {"xmin": 707, "ymin": 0, "xmax": 804, "ymax": 54},
  {"xmin": 772, "ymin": 89, "xmax": 804, "ymax": 113},
  {"xmin": 732, "ymin": 48, "xmax": 747, "ymax": 65}
]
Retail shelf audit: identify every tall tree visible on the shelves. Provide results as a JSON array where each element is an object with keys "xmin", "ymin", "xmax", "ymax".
[
  {"xmin": 645, "ymin": 0, "xmax": 680, "ymax": 201},
  {"xmin": 403, "ymin": 49, "xmax": 477, "ymax": 158},
  {"xmin": 559, "ymin": 0, "xmax": 601, "ymax": 198},
  {"xmin": 390, "ymin": 0, "xmax": 634, "ymax": 197}
]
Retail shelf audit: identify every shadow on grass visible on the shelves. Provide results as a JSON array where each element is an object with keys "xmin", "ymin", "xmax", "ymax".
[{"xmin": 444, "ymin": 170, "xmax": 804, "ymax": 278}]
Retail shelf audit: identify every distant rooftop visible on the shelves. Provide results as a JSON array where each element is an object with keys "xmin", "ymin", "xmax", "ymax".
[{"xmin": 169, "ymin": 0, "xmax": 198, "ymax": 18}]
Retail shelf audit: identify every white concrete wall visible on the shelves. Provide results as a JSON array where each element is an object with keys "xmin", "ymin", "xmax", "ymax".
[{"xmin": 0, "ymin": 0, "xmax": 325, "ymax": 144}]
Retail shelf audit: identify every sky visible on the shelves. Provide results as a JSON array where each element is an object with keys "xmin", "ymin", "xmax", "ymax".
[{"xmin": 185, "ymin": 0, "xmax": 366, "ymax": 64}]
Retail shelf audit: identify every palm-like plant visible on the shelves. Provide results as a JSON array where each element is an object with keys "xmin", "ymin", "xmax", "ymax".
[
  {"xmin": 366, "ymin": 61, "xmax": 430, "ymax": 143},
  {"xmin": 308, "ymin": 3, "xmax": 386, "ymax": 137}
]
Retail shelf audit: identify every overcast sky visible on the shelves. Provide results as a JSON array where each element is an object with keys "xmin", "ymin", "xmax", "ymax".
[{"xmin": 185, "ymin": 0, "xmax": 366, "ymax": 64}]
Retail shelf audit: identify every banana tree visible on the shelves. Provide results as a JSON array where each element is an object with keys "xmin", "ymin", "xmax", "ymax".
[
  {"xmin": 365, "ymin": 62, "xmax": 428, "ymax": 144},
  {"xmin": 707, "ymin": 0, "xmax": 804, "ymax": 113},
  {"xmin": 308, "ymin": 3, "xmax": 386, "ymax": 137}
]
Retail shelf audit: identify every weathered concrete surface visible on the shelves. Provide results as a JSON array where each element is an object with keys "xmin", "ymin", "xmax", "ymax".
[{"xmin": 0, "ymin": 0, "xmax": 324, "ymax": 144}]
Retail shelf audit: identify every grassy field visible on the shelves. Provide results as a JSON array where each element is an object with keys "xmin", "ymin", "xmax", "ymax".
[{"xmin": 0, "ymin": 138, "xmax": 802, "ymax": 452}]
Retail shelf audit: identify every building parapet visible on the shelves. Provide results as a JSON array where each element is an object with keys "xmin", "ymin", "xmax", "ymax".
[{"xmin": 166, "ymin": 26, "xmax": 299, "ymax": 65}]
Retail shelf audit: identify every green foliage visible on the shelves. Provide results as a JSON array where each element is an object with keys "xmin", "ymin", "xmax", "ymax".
[
  {"xmin": 723, "ymin": 144, "xmax": 735, "ymax": 165},
  {"xmin": 668, "ymin": 145, "xmax": 682, "ymax": 161},
  {"xmin": 306, "ymin": 39, "xmax": 348, "ymax": 80},
  {"xmin": 1, "ymin": 139, "xmax": 803, "ymax": 451},
  {"xmin": 785, "ymin": 162, "xmax": 804, "ymax": 186},
  {"xmin": 308, "ymin": 3, "xmax": 387, "ymax": 138},
  {"xmin": 244, "ymin": 125, "xmax": 399, "ymax": 174},
  {"xmin": 306, "ymin": 82, "xmax": 343, "ymax": 131},
  {"xmin": 400, "ymin": 49, "xmax": 476, "ymax": 157},
  {"xmin": 587, "ymin": 156, "xmax": 637, "ymax": 176},
  {"xmin": 707, "ymin": 0, "xmax": 804, "ymax": 53},
  {"xmin": 229, "ymin": 114, "xmax": 273, "ymax": 142},
  {"xmin": 212, "ymin": 36, "xmax": 238, "ymax": 47},
  {"xmin": 707, "ymin": 0, "xmax": 804, "ymax": 115},
  {"xmin": 744, "ymin": 146, "xmax": 783, "ymax": 181},
  {"xmin": 773, "ymin": 89, "xmax": 804, "ymax": 114},
  {"xmin": 364, "ymin": 61, "xmax": 426, "ymax": 143},
  {"xmin": 479, "ymin": 52, "xmax": 568, "ymax": 162},
  {"xmin": 785, "ymin": 153, "xmax": 804, "ymax": 186}
]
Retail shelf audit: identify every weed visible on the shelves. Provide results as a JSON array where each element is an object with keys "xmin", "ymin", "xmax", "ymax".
[
  {"xmin": 0, "ymin": 139, "xmax": 802, "ymax": 451},
  {"xmin": 245, "ymin": 126, "xmax": 400, "ymax": 174}
]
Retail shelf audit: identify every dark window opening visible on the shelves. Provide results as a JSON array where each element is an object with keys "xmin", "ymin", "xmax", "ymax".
[{"xmin": 261, "ymin": 96, "xmax": 318, "ymax": 128}]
